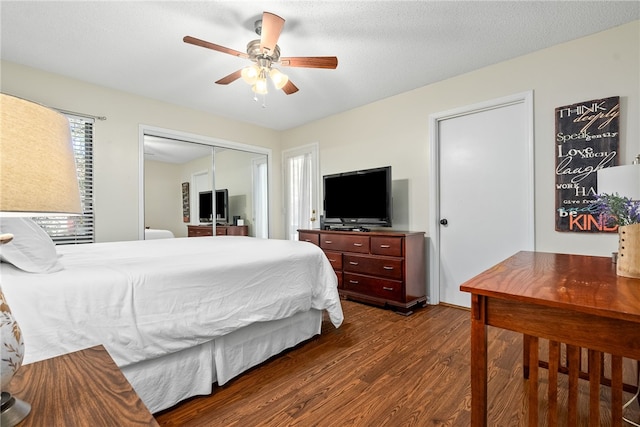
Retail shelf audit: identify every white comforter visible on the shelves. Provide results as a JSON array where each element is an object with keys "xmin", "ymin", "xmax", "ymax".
[{"xmin": 1, "ymin": 236, "xmax": 343, "ymax": 367}]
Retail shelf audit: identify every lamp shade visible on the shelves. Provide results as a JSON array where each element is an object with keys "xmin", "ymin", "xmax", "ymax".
[
  {"xmin": 597, "ymin": 164, "xmax": 640, "ymax": 200},
  {"xmin": 252, "ymin": 78, "xmax": 268, "ymax": 95},
  {"xmin": 269, "ymin": 68, "xmax": 289, "ymax": 90},
  {"xmin": 241, "ymin": 65, "xmax": 260, "ymax": 85},
  {"xmin": 0, "ymin": 94, "xmax": 81, "ymax": 216}
]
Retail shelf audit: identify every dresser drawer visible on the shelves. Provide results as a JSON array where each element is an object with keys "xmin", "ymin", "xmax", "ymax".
[
  {"xmin": 188, "ymin": 226, "xmax": 213, "ymax": 237},
  {"xmin": 320, "ymin": 233, "xmax": 369, "ymax": 253},
  {"xmin": 215, "ymin": 227, "xmax": 227, "ymax": 235},
  {"xmin": 371, "ymin": 236, "xmax": 403, "ymax": 257},
  {"xmin": 343, "ymin": 273, "xmax": 403, "ymax": 301},
  {"xmin": 323, "ymin": 250, "xmax": 343, "ymax": 271},
  {"xmin": 299, "ymin": 231, "xmax": 320, "ymax": 246},
  {"xmin": 343, "ymin": 254, "xmax": 403, "ymax": 280}
]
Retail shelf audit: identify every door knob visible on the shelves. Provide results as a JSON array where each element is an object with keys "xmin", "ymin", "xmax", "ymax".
[{"xmin": 440, "ymin": 219, "xmax": 448, "ymax": 226}]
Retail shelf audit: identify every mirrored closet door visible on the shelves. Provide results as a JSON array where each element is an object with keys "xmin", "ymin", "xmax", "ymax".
[{"xmin": 141, "ymin": 132, "xmax": 269, "ymax": 239}]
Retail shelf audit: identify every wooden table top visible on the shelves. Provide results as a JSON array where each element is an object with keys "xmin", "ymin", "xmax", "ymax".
[
  {"xmin": 7, "ymin": 345, "xmax": 158, "ymax": 426},
  {"xmin": 459, "ymin": 251, "xmax": 640, "ymax": 324}
]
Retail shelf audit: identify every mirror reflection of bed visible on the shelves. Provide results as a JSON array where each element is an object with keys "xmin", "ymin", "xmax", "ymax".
[{"xmin": 143, "ymin": 135, "xmax": 268, "ymax": 239}]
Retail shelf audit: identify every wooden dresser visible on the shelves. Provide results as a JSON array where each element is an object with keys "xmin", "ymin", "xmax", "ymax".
[
  {"xmin": 187, "ymin": 224, "xmax": 248, "ymax": 237},
  {"xmin": 6, "ymin": 345, "xmax": 158, "ymax": 426},
  {"xmin": 298, "ymin": 229, "xmax": 427, "ymax": 315}
]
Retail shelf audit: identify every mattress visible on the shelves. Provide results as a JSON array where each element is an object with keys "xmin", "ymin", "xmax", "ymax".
[{"xmin": 0, "ymin": 236, "xmax": 343, "ymax": 368}]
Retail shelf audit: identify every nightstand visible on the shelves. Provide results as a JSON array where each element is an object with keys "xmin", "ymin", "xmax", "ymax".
[{"xmin": 5, "ymin": 345, "xmax": 158, "ymax": 426}]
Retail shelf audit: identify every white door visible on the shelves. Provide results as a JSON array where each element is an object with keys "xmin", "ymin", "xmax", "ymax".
[
  {"xmin": 429, "ymin": 92, "xmax": 535, "ymax": 307},
  {"xmin": 282, "ymin": 143, "xmax": 320, "ymax": 240}
]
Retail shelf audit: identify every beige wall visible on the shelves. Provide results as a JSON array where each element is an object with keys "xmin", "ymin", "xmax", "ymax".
[
  {"xmin": 0, "ymin": 62, "xmax": 282, "ymax": 241},
  {"xmin": 1, "ymin": 21, "xmax": 638, "ymax": 255},
  {"xmin": 281, "ymin": 21, "xmax": 639, "ymax": 257}
]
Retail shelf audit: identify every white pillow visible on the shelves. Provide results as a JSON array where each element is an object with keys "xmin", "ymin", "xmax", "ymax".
[{"xmin": 0, "ymin": 218, "xmax": 63, "ymax": 273}]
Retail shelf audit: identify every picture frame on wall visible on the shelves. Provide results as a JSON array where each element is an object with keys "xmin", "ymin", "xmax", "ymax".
[
  {"xmin": 554, "ymin": 96, "xmax": 620, "ymax": 233},
  {"xmin": 182, "ymin": 182, "xmax": 190, "ymax": 223}
]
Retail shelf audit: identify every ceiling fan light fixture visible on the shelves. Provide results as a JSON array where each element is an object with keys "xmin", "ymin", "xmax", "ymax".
[
  {"xmin": 241, "ymin": 65, "xmax": 260, "ymax": 84},
  {"xmin": 252, "ymin": 76, "xmax": 268, "ymax": 95},
  {"xmin": 269, "ymin": 68, "xmax": 289, "ymax": 90},
  {"xmin": 184, "ymin": 10, "xmax": 338, "ymax": 101}
]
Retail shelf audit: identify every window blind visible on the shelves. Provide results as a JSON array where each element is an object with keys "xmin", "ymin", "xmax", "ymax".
[{"xmin": 33, "ymin": 115, "xmax": 95, "ymax": 244}]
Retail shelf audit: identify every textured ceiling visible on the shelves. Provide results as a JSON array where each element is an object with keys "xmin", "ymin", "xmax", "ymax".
[{"xmin": 1, "ymin": 1, "xmax": 638, "ymax": 131}]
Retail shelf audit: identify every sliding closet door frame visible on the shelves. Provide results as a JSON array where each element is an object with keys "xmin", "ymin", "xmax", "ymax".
[{"xmin": 138, "ymin": 124, "xmax": 272, "ymax": 240}]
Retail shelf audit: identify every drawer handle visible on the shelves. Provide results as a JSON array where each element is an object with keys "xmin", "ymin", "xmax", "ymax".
[
  {"xmin": 382, "ymin": 286, "xmax": 394, "ymax": 291},
  {"xmin": 349, "ymin": 280, "xmax": 359, "ymax": 284},
  {"xmin": 328, "ymin": 258, "xmax": 337, "ymax": 262},
  {"xmin": 383, "ymin": 266, "xmax": 394, "ymax": 270},
  {"xmin": 349, "ymin": 261, "xmax": 359, "ymax": 265},
  {"xmin": 304, "ymin": 239, "xmax": 312, "ymax": 242},
  {"xmin": 325, "ymin": 240, "xmax": 333, "ymax": 244},
  {"xmin": 380, "ymin": 244, "xmax": 391, "ymax": 248},
  {"xmin": 353, "ymin": 243, "xmax": 363, "ymax": 247}
]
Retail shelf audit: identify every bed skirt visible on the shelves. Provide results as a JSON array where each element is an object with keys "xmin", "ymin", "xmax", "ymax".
[{"xmin": 121, "ymin": 309, "xmax": 323, "ymax": 413}]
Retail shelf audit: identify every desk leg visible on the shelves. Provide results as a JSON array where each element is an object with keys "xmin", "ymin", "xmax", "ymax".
[
  {"xmin": 523, "ymin": 334, "xmax": 531, "ymax": 379},
  {"xmin": 470, "ymin": 294, "xmax": 488, "ymax": 427},
  {"xmin": 528, "ymin": 336, "xmax": 539, "ymax": 426}
]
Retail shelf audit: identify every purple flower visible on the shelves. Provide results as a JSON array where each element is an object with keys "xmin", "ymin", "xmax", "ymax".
[{"xmin": 591, "ymin": 193, "xmax": 640, "ymax": 227}]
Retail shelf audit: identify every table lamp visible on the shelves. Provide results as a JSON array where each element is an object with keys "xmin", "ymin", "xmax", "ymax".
[
  {"xmin": 597, "ymin": 162, "xmax": 640, "ymax": 201},
  {"xmin": 0, "ymin": 93, "xmax": 82, "ymax": 426},
  {"xmin": 597, "ymin": 161, "xmax": 640, "ymax": 278}
]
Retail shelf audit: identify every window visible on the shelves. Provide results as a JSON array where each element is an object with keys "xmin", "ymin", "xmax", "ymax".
[
  {"xmin": 33, "ymin": 115, "xmax": 94, "ymax": 244},
  {"xmin": 282, "ymin": 144, "xmax": 319, "ymax": 240}
]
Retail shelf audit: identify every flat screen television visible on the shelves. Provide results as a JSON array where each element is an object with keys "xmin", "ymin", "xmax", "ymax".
[
  {"xmin": 323, "ymin": 166, "xmax": 392, "ymax": 229},
  {"xmin": 198, "ymin": 189, "xmax": 229, "ymax": 224}
]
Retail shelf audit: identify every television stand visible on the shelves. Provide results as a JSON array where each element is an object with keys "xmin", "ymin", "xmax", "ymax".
[
  {"xmin": 298, "ymin": 228, "xmax": 427, "ymax": 315},
  {"xmin": 326, "ymin": 226, "xmax": 370, "ymax": 232}
]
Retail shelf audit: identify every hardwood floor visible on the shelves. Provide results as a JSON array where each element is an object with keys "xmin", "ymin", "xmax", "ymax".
[{"xmin": 154, "ymin": 300, "xmax": 640, "ymax": 426}]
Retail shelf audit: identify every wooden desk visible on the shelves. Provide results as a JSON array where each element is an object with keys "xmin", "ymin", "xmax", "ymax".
[
  {"xmin": 6, "ymin": 345, "xmax": 158, "ymax": 426},
  {"xmin": 460, "ymin": 251, "xmax": 640, "ymax": 427}
]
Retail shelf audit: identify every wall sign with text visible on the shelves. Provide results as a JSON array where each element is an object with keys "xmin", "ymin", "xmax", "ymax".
[{"xmin": 555, "ymin": 96, "xmax": 619, "ymax": 232}]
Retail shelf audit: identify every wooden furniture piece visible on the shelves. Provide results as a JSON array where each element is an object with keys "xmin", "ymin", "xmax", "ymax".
[
  {"xmin": 523, "ymin": 339, "xmax": 640, "ymax": 394},
  {"xmin": 298, "ymin": 229, "xmax": 426, "ymax": 315},
  {"xmin": 187, "ymin": 224, "xmax": 248, "ymax": 237},
  {"xmin": 460, "ymin": 251, "xmax": 640, "ymax": 427},
  {"xmin": 5, "ymin": 345, "xmax": 158, "ymax": 426}
]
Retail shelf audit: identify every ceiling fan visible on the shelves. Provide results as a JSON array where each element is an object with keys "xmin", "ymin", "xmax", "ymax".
[{"xmin": 183, "ymin": 11, "xmax": 338, "ymax": 96}]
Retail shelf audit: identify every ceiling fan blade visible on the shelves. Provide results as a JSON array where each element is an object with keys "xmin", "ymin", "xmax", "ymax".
[
  {"xmin": 215, "ymin": 70, "xmax": 242, "ymax": 85},
  {"xmin": 280, "ymin": 56, "xmax": 338, "ymax": 69},
  {"xmin": 282, "ymin": 80, "xmax": 299, "ymax": 95},
  {"xmin": 184, "ymin": 36, "xmax": 249, "ymax": 59},
  {"xmin": 260, "ymin": 12, "xmax": 285, "ymax": 55}
]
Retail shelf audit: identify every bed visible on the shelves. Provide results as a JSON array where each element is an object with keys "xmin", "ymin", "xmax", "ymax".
[{"xmin": 0, "ymin": 219, "xmax": 343, "ymax": 413}]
